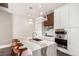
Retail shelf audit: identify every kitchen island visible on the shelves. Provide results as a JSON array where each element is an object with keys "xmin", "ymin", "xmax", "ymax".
[{"xmin": 21, "ymin": 38, "xmax": 57, "ymax": 56}]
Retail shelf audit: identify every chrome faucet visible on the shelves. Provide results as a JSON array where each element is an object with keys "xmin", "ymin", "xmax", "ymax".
[{"xmin": 32, "ymin": 32, "xmax": 37, "ymax": 39}]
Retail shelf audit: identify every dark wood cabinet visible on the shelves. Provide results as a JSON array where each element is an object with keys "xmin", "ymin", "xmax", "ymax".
[{"xmin": 44, "ymin": 13, "xmax": 54, "ymax": 26}]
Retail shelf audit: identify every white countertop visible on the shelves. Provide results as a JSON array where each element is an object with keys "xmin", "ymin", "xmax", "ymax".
[
  {"xmin": 0, "ymin": 44, "xmax": 11, "ymax": 49},
  {"xmin": 21, "ymin": 39, "xmax": 56, "ymax": 52},
  {"xmin": 0, "ymin": 38, "xmax": 56, "ymax": 52},
  {"xmin": 44, "ymin": 36, "xmax": 55, "ymax": 42},
  {"xmin": 22, "ymin": 40, "xmax": 41, "ymax": 51}
]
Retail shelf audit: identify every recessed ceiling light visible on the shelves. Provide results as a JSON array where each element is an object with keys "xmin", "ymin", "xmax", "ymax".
[
  {"xmin": 28, "ymin": 19, "xmax": 33, "ymax": 24},
  {"xmin": 39, "ymin": 4, "xmax": 42, "ymax": 8},
  {"xmin": 28, "ymin": 14, "xmax": 31, "ymax": 17},
  {"xmin": 28, "ymin": 21, "xmax": 33, "ymax": 24},
  {"xmin": 29, "ymin": 19, "xmax": 33, "ymax": 21},
  {"xmin": 40, "ymin": 12, "xmax": 43, "ymax": 15}
]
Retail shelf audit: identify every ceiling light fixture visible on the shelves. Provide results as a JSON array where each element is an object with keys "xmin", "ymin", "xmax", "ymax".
[
  {"xmin": 28, "ymin": 19, "xmax": 33, "ymax": 24},
  {"xmin": 38, "ymin": 11, "xmax": 47, "ymax": 22},
  {"xmin": 28, "ymin": 6, "xmax": 34, "ymax": 24},
  {"xmin": 39, "ymin": 4, "xmax": 42, "ymax": 8},
  {"xmin": 40, "ymin": 12, "xmax": 43, "ymax": 16},
  {"xmin": 28, "ymin": 14, "xmax": 31, "ymax": 17},
  {"xmin": 38, "ymin": 4, "xmax": 47, "ymax": 22}
]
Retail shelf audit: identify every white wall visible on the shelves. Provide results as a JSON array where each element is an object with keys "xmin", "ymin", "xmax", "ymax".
[
  {"xmin": 8, "ymin": 3, "xmax": 35, "ymax": 39},
  {"xmin": 13, "ymin": 15, "xmax": 35, "ymax": 39},
  {"xmin": 0, "ymin": 10, "xmax": 12, "ymax": 45}
]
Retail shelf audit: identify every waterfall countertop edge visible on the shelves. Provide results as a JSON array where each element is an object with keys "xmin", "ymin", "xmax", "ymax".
[{"xmin": 0, "ymin": 44, "xmax": 11, "ymax": 49}]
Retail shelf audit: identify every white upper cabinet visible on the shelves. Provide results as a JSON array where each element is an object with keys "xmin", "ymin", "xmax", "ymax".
[
  {"xmin": 54, "ymin": 6, "xmax": 61, "ymax": 29},
  {"xmin": 69, "ymin": 4, "xmax": 79, "ymax": 27},
  {"xmin": 60, "ymin": 5, "xmax": 69, "ymax": 28},
  {"xmin": 54, "ymin": 4, "xmax": 79, "ymax": 29},
  {"xmin": 54, "ymin": 4, "xmax": 69, "ymax": 29}
]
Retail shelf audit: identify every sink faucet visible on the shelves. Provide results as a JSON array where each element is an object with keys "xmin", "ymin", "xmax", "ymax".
[{"xmin": 32, "ymin": 32, "xmax": 37, "ymax": 39}]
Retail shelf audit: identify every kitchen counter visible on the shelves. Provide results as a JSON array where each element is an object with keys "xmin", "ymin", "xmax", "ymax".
[
  {"xmin": 44, "ymin": 36, "xmax": 55, "ymax": 42},
  {"xmin": 21, "ymin": 39, "xmax": 57, "ymax": 56},
  {"xmin": 21, "ymin": 40, "xmax": 41, "ymax": 51},
  {"xmin": 0, "ymin": 44, "xmax": 11, "ymax": 49},
  {"xmin": 30, "ymin": 39, "xmax": 56, "ymax": 48}
]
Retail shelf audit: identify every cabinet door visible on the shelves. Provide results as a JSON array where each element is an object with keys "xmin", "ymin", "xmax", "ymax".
[
  {"xmin": 69, "ymin": 4, "xmax": 79, "ymax": 27},
  {"xmin": 54, "ymin": 4, "xmax": 69, "ymax": 29},
  {"xmin": 54, "ymin": 7, "xmax": 61, "ymax": 29},
  {"xmin": 60, "ymin": 4, "xmax": 69, "ymax": 28},
  {"xmin": 44, "ymin": 13, "xmax": 54, "ymax": 26},
  {"xmin": 68, "ymin": 28, "xmax": 79, "ymax": 55}
]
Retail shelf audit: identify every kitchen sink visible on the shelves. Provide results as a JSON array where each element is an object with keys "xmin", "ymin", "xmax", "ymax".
[{"xmin": 33, "ymin": 38, "xmax": 42, "ymax": 41}]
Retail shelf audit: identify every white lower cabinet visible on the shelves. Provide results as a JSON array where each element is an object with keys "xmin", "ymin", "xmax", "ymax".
[
  {"xmin": 68, "ymin": 4, "xmax": 79, "ymax": 55},
  {"xmin": 68, "ymin": 28, "xmax": 79, "ymax": 56}
]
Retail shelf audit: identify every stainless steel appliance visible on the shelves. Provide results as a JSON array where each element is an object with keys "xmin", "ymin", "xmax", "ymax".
[{"xmin": 55, "ymin": 29, "xmax": 67, "ymax": 49}]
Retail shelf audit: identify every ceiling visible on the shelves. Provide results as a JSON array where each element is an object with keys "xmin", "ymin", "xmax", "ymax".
[{"xmin": 8, "ymin": 3, "xmax": 65, "ymax": 19}]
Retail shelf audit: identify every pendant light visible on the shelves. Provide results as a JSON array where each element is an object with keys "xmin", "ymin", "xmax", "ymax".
[
  {"xmin": 38, "ymin": 4, "xmax": 47, "ymax": 22},
  {"xmin": 28, "ymin": 6, "xmax": 33, "ymax": 24},
  {"xmin": 28, "ymin": 19, "xmax": 33, "ymax": 24}
]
